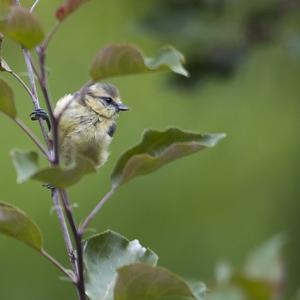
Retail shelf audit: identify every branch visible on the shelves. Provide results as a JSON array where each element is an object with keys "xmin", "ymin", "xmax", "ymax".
[
  {"xmin": 10, "ymin": 69, "xmax": 36, "ymax": 101},
  {"xmin": 22, "ymin": 49, "xmax": 39, "ymax": 109},
  {"xmin": 36, "ymin": 46, "xmax": 59, "ymax": 164},
  {"xmin": 14, "ymin": 118, "xmax": 49, "ymax": 159},
  {"xmin": 59, "ymin": 189, "xmax": 86, "ymax": 300},
  {"xmin": 14, "ymin": 3, "xmax": 85, "ymax": 299},
  {"xmin": 11, "ymin": 3, "xmax": 86, "ymax": 300},
  {"xmin": 30, "ymin": 0, "xmax": 40, "ymax": 12},
  {"xmin": 22, "ymin": 48, "xmax": 50, "ymax": 147},
  {"xmin": 52, "ymin": 189, "xmax": 78, "ymax": 273},
  {"xmin": 42, "ymin": 22, "xmax": 61, "ymax": 51},
  {"xmin": 8, "ymin": 68, "xmax": 51, "ymax": 158},
  {"xmin": 32, "ymin": 22, "xmax": 62, "ymax": 165},
  {"xmin": 41, "ymin": 248, "xmax": 76, "ymax": 283},
  {"xmin": 5, "ymin": 23, "xmax": 51, "ymax": 150},
  {"xmin": 79, "ymin": 188, "xmax": 116, "ymax": 235}
]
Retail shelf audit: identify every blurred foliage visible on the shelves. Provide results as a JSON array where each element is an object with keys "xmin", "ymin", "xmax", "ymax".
[
  {"xmin": 208, "ymin": 235, "xmax": 285, "ymax": 300},
  {"xmin": 135, "ymin": 0, "xmax": 300, "ymax": 88}
]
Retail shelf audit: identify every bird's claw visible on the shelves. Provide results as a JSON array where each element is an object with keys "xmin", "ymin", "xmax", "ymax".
[
  {"xmin": 30, "ymin": 108, "xmax": 48, "ymax": 121},
  {"xmin": 30, "ymin": 108, "xmax": 51, "ymax": 130},
  {"xmin": 42, "ymin": 183, "xmax": 56, "ymax": 191}
]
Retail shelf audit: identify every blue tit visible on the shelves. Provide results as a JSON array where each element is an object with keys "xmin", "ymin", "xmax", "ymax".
[{"xmin": 53, "ymin": 83, "xmax": 129, "ymax": 168}]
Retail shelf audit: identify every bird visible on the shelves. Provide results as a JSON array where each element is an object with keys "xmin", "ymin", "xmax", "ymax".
[{"xmin": 52, "ymin": 82, "xmax": 129, "ymax": 168}]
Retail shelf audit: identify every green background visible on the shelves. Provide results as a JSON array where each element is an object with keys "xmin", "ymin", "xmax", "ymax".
[{"xmin": 0, "ymin": 0, "xmax": 299, "ymax": 299}]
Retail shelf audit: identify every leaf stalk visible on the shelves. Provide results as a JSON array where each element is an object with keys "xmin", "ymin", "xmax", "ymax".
[{"xmin": 79, "ymin": 187, "xmax": 116, "ymax": 235}]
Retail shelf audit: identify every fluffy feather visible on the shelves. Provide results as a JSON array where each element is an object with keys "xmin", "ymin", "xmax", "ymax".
[{"xmin": 53, "ymin": 83, "xmax": 128, "ymax": 168}]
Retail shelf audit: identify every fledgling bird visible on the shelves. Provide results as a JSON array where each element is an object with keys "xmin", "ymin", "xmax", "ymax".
[{"xmin": 53, "ymin": 82, "xmax": 129, "ymax": 168}]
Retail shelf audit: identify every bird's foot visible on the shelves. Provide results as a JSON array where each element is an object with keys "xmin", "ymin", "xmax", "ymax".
[
  {"xmin": 30, "ymin": 108, "xmax": 51, "ymax": 130},
  {"xmin": 42, "ymin": 183, "xmax": 56, "ymax": 191}
]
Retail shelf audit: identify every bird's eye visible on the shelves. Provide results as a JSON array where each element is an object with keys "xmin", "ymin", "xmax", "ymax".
[{"xmin": 100, "ymin": 96, "xmax": 113, "ymax": 104}]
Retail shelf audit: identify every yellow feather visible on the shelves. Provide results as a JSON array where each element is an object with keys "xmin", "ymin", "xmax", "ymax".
[{"xmin": 53, "ymin": 83, "xmax": 127, "ymax": 168}]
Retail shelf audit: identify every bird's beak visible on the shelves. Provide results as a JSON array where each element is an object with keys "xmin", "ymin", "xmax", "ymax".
[{"xmin": 117, "ymin": 103, "xmax": 129, "ymax": 112}]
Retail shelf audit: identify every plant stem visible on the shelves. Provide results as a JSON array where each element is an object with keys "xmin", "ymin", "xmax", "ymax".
[
  {"xmin": 41, "ymin": 249, "xmax": 76, "ymax": 283},
  {"xmin": 42, "ymin": 22, "xmax": 61, "ymax": 50},
  {"xmin": 22, "ymin": 48, "xmax": 50, "ymax": 148},
  {"xmin": 14, "ymin": 2, "xmax": 85, "ymax": 299},
  {"xmin": 22, "ymin": 49, "xmax": 38, "ymax": 99},
  {"xmin": 28, "ymin": 6, "xmax": 85, "ymax": 298},
  {"xmin": 37, "ymin": 46, "xmax": 59, "ymax": 164},
  {"xmin": 59, "ymin": 190, "xmax": 86, "ymax": 300},
  {"xmin": 19, "ymin": 45, "xmax": 79, "ymax": 293},
  {"xmin": 10, "ymin": 70, "xmax": 36, "ymax": 102},
  {"xmin": 79, "ymin": 188, "xmax": 116, "ymax": 235},
  {"xmin": 52, "ymin": 189, "xmax": 77, "ymax": 273},
  {"xmin": 14, "ymin": 118, "xmax": 49, "ymax": 159},
  {"xmin": 30, "ymin": 0, "xmax": 40, "ymax": 12},
  {"xmin": 9, "ymin": 66, "xmax": 50, "ymax": 158}
]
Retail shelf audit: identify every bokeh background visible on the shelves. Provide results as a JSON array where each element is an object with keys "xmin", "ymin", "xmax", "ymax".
[{"xmin": 0, "ymin": 0, "xmax": 299, "ymax": 299}]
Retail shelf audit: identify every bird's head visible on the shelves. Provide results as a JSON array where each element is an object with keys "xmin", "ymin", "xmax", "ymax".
[{"xmin": 83, "ymin": 82, "xmax": 129, "ymax": 119}]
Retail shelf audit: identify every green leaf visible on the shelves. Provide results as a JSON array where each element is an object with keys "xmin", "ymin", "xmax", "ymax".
[
  {"xmin": 0, "ymin": 78, "xmax": 16, "ymax": 118},
  {"xmin": 243, "ymin": 234, "xmax": 285, "ymax": 282},
  {"xmin": 0, "ymin": 202, "xmax": 42, "ymax": 251},
  {"xmin": 0, "ymin": 6, "xmax": 44, "ymax": 49},
  {"xmin": 55, "ymin": 0, "xmax": 90, "ymax": 21},
  {"xmin": 90, "ymin": 44, "xmax": 189, "ymax": 80},
  {"xmin": 10, "ymin": 150, "xmax": 39, "ymax": 183},
  {"xmin": 32, "ymin": 158, "xmax": 96, "ymax": 188},
  {"xmin": 10, "ymin": 149, "xmax": 96, "ymax": 188},
  {"xmin": 111, "ymin": 128, "xmax": 226, "ymax": 188},
  {"xmin": 114, "ymin": 263, "xmax": 196, "ymax": 300},
  {"xmin": 144, "ymin": 46, "xmax": 189, "ymax": 77},
  {"xmin": 84, "ymin": 230, "xmax": 158, "ymax": 300}
]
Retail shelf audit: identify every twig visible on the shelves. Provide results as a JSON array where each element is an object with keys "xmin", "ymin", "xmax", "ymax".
[
  {"xmin": 9, "ymin": 69, "xmax": 51, "ymax": 157},
  {"xmin": 52, "ymin": 189, "xmax": 78, "ymax": 274},
  {"xmin": 13, "ymin": 2, "xmax": 86, "ymax": 299},
  {"xmin": 14, "ymin": 118, "xmax": 49, "ymax": 159},
  {"xmin": 10, "ymin": 70, "xmax": 36, "ymax": 101},
  {"xmin": 17, "ymin": 42, "xmax": 79, "ymax": 290},
  {"xmin": 42, "ymin": 22, "xmax": 61, "ymax": 51},
  {"xmin": 37, "ymin": 46, "xmax": 59, "ymax": 164},
  {"xmin": 59, "ymin": 190, "xmax": 86, "ymax": 300},
  {"xmin": 79, "ymin": 188, "xmax": 116, "ymax": 235},
  {"xmin": 29, "ymin": 58, "xmax": 40, "ymax": 79},
  {"xmin": 34, "ymin": 22, "xmax": 62, "ymax": 165},
  {"xmin": 22, "ymin": 50, "xmax": 40, "ymax": 111},
  {"xmin": 22, "ymin": 48, "xmax": 50, "ymax": 148},
  {"xmin": 30, "ymin": 0, "xmax": 40, "ymax": 12},
  {"xmin": 41, "ymin": 249, "xmax": 76, "ymax": 283}
]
